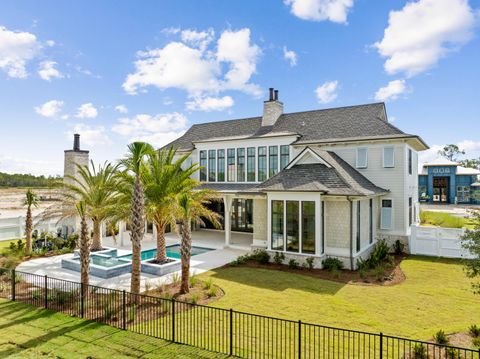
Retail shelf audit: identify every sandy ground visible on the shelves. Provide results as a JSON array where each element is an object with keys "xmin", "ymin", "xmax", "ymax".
[{"xmin": 0, "ymin": 187, "xmax": 59, "ymax": 218}]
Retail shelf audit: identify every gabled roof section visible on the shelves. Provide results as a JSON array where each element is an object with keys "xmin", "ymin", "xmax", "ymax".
[
  {"xmin": 257, "ymin": 149, "xmax": 388, "ymax": 196},
  {"xmin": 164, "ymin": 102, "xmax": 428, "ymax": 151}
]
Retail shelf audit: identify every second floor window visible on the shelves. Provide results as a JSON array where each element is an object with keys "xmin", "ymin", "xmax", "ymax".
[
  {"xmin": 237, "ymin": 148, "xmax": 245, "ymax": 182},
  {"xmin": 356, "ymin": 148, "xmax": 368, "ymax": 169},
  {"xmin": 217, "ymin": 149, "xmax": 225, "ymax": 181},
  {"xmin": 208, "ymin": 150, "xmax": 216, "ymax": 182},
  {"xmin": 408, "ymin": 149, "xmax": 413, "ymax": 175},
  {"xmin": 269, "ymin": 146, "xmax": 278, "ymax": 177},
  {"xmin": 383, "ymin": 147, "xmax": 395, "ymax": 168},
  {"xmin": 247, "ymin": 147, "xmax": 255, "ymax": 182},
  {"xmin": 227, "ymin": 149, "xmax": 235, "ymax": 182},
  {"xmin": 199, "ymin": 150, "xmax": 207, "ymax": 181},
  {"xmin": 258, "ymin": 146, "xmax": 267, "ymax": 182},
  {"xmin": 280, "ymin": 145, "xmax": 290, "ymax": 170}
]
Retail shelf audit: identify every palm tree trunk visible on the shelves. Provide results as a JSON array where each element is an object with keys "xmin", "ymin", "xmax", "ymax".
[
  {"xmin": 25, "ymin": 205, "xmax": 33, "ymax": 254},
  {"xmin": 79, "ymin": 213, "xmax": 90, "ymax": 297},
  {"xmin": 91, "ymin": 219, "xmax": 102, "ymax": 251},
  {"xmin": 155, "ymin": 222, "xmax": 167, "ymax": 263},
  {"xmin": 180, "ymin": 219, "xmax": 192, "ymax": 294},
  {"xmin": 130, "ymin": 176, "xmax": 145, "ymax": 297}
]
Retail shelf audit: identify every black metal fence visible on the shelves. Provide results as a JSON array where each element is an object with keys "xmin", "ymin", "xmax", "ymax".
[{"xmin": 0, "ymin": 268, "xmax": 478, "ymax": 358}]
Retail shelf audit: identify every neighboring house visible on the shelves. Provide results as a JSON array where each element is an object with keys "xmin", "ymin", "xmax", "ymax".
[
  {"xmin": 418, "ymin": 158, "xmax": 480, "ymax": 205},
  {"xmin": 166, "ymin": 88, "xmax": 429, "ymax": 269}
]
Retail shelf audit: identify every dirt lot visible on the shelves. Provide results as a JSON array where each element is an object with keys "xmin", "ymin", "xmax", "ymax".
[{"xmin": 0, "ymin": 188, "xmax": 59, "ymax": 218}]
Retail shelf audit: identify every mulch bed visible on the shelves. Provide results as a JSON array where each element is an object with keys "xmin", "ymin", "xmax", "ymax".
[
  {"xmin": 144, "ymin": 279, "xmax": 225, "ymax": 305},
  {"xmin": 226, "ymin": 254, "xmax": 407, "ymax": 286},
  {"xmin": 148, "ymin": 258, "xmax": 175, "ymax": 265}
]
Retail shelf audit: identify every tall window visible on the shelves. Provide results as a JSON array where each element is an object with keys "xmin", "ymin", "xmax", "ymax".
[
  {"xmin": 408, "ymin": 149, "xmax": 413, "ymax": 175},
  {"xmin": 199, "ymin": 150, "xmax": 207, "ymax": 181},
  {"xmin": 369, "ymin": 199, "xmax": 373, "ymax": 244},
  {"xmin": 227, "ymin": 149, "xmax": 235, "ymax": 182},
  {"xmin": 258, "ymin": 147, "xmax": 267, "ymax": 181},
  {"xmin": 286, "ymin": 201, "xmax": 299, "ymax": 252},
  {"xmin": 408, "ymin": 197, "xmax": 413, "ymax": 227},
  {"xmin": 383, "ymin": 147, "xmax": 395, "ymax": 168},
  {"xmin": 271, "ymin": 200, "xmax": 284, "ymax": 250},
  {"xmin": 302, "ymin": 201, "xmax": 315, "ymax": 254},
  {"xmin": 217, "ymin": 149, "xmax": 225, "ymax": 182},
  {"xmin": 237, "ymin": 148, "xmax": 245, "ymax": 182},
  {"xmin": 247, "ymin": 147, "xmax": 255, "ymax": 182},
  {"xmin": 208, "ymin": 150, "xmax": 216, "ymax": 182},
  {"xmin": 356, "ymin": 201, "xmax": 361, "ymax": 252},
  {"xmin": 356, "ymin": 148, "xmax": 368, "ymax": 168},
  {"xmin": 280, "ymin": 145, "xmax": 290, "ymax": 170},
  {"xmin": 269, "ymin": 146, "xmax": 278, "ymax": 177},
  {"xmin": 381, "ymin": 199, "xmax": 393, "ymax": 230},
  {"xmin": 321, "ymin": 201, "xmax": 325, "ymax": 254}
]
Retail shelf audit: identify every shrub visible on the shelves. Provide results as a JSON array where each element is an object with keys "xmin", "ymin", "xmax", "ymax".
[
  {"xmin": 189, "ymin": 275, "xmax": 199, "ymax": 288},
  {"xmin": 305, "ymin": 257, "xmax": 315, "ymax": 270},
  {"xmin": 445, "ymin": 348, "xmax": 459, "ymax": 359},
  {"xmin": 469, "ymin": 324, "xmax": 480, "ymax": 337},
  {"xmin": 393, "ymin": 240, "xmax": 404, "ymax": 255},
  {"xmin": 207, "ymin": 286, "xmax": 218, "ymax": 298},
  {"xmin": 434, "ymin": 329, "xmax": 449, "ymax": 345},
  {"xmin": 252, "ymin": 249, "xmax": 270, "ymax": 264},
  {"xmin": 65, "ymin": 234, "xmax": 79, "ymax": 250},
  {"xmin": 170, "ymin": 272, "xmax": 180, "ymax": 285},
  {"xmin": 413, "ymin": 343, "xmax": 427, "ymax": 359},
  {"xmin": 322, "ymin": 257, "xmax": 344, "ymax": 272},
  {"xmin": 230, "ymin": 254, "xmax": 249, "ymax": 266},
  {"xmin": 273, "ymin": 251, "xmax": 285, "ymax": 265},
  {"xmin": 369, "ymin": 240, "xmax": 389, "ymax": 268},
  {"xmin": 144, "ymin": 280, "xmax": 152, "ymax": 292},
  {"xmin": 288, "ymin": 259, "xmax": 299, "ymax": 269},
  {"xmin": 103, "ymin": 302, "xmax": 115, "ymax": 320},
  {"xmin": 203, "ymin": 278, "xmax": 213, "ymax": 290},
  {"xmin": 473, "ymin": 337, "xmax": 480, "ymax": 348},
  {"xmin": 189, "ymin": 294, "xmax": 200, "ymax": 304}
]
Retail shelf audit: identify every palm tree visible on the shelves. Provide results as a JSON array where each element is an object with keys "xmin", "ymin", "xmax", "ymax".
[
  {"xmin": 143, "ymin": 148, "xmax": 198, "ymax": 263},
  {"xmin": 24, "ymin": 189, "xmax": 39, "ymax": 254},
  {"xmin": 177, "ymin": 188, "xmax": 220, "ymax": 294},
  {"xmin": 118, "ymin": 142, "xmax": 154, "ymax": 295},
  {"xmin": 65, "ymin": 161, "xmax": 119, "ymax": 251},
  {"xmin": 76, "ymin": 201, "xmax": 91, "ymax": 296}
]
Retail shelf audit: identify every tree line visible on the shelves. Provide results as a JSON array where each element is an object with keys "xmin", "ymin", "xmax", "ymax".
[{"xmin": 0, "ymin": 172, "xmax": 62, "ymax": 188}]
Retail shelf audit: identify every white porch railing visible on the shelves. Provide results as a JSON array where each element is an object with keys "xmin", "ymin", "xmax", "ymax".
[{"xmin": 409, "ymin": 225, "xmax": 473, "ymax": 259}]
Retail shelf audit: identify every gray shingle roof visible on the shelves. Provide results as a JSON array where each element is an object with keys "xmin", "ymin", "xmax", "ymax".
[
  {"xmin": 257, "ymin": 149, "xmax": 388, "ymax": 196},
  {"xmin": 165, "ymin": 103, "xmax": 421, "ymax": 151},
  {"xmin": 197, "ymin": 183, "xmax": 260, "ymax": 193}
]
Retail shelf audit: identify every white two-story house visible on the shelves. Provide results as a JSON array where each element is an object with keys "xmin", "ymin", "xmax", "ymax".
[{"xmin": 165, "ymin": 88, "xmax": 428, "ymax": 269}]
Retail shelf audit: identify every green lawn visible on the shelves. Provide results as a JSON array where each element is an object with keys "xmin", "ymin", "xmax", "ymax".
[
  {"xmin": 0, "ymin": 299, "xmax": 227, "ymax": 359},
  {"xmin": 200, "ymin": 256, "xmax": 480, "ymax": 340},
  {"xmin": 0, "ymin": 238, "xmax": 23, "ymax": 250},
  {"xmin": 420, "ymin": 210, "xmax": 474, "ymax": 229}
]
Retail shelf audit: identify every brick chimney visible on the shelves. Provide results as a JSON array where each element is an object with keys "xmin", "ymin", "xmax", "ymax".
[{"xmin": 262, "ymin": 87, "xmax": 283, "ymax": 127}]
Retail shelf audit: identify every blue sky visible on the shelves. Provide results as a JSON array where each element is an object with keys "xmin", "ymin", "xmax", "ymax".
[{"xmin": 0, "ymin": 0, "xmax": 479, "ymax": 175}]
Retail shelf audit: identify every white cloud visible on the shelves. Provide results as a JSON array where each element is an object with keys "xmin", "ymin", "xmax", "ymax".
[
  {"xmin": 374, "ymin": 79, "xmax": 407, "ymax": 102},
  {"xmin": 315, "ymin": 81, "xmax": 338, "ymax": 103},
  {"xmin": 34, "ymin": 100, "xmax": 64, "ymax": 118},
  {"xmin": 283, "ymin": 46, "xmax": 298, "ymax": 67},
  {"xmin": 112, "ymin": 112, "xmax": 188, "ymax": 148},
  {"xmin": 0, "ymin": 25, "xmax": 41, "ymax": 78},
  {"xmin": 186, "ymin": 96, "xmax": 234, "ymax": 112},
  {"xmin": 0, "ymin": 154, "xmax": 61, "ymax": 176},
  {"xmin": 458, "ymin": 140, "xmax": 480, "ymax": 152},
  {"xmin": 67, "ymin": 124, "xmax": 111, "ymax": 146},
  {"xmin": 374, "ymin": 0, "xmax": 476, "ymax": 77},
  {"xmin": 38, "ymin": 60, "xmax": 63, "ymax": 81},
  {"xmin": 123, "ymin": 27, "xmax": 262, "ymax": 106},
  {"xmin": 418, "ymin": 140, "xmax": 480, "ymax": 171},
  {"xmin": 46, "ymin": 40, "xmax": 55, "ymax": 47},
  {"xmin": 284, "ymin": 0, "xmax": 354, "ymax": 23},
  {"xmin": 115, "ymin": 104, "xmax": 128, "ymax": 114},
  {"xmin": 75, "ymin": 103, "xmax": 98, "ymax": 119}
]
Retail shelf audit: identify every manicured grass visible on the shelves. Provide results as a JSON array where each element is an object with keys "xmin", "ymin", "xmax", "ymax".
[
  {"xmin": 0, "ymin": 299, "xmax": 227, "ymax": 358},
  {"xmin": 420, "ymin": 211, "xmax": 474, "ymax": 229},
  {"xmin": 0, "ymin": 238, "xmax": 23, "ymax": 250},
  {"xmin": 201, "ymin": 256, "xmax": 480, "ymax": 340}
]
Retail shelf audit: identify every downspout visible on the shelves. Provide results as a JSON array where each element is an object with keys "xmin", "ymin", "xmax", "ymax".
[{"xmin": 348, "ymin": 197, "xmax": 354, "ymax": 270}]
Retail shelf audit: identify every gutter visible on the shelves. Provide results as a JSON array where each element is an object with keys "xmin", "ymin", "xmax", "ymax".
[{"xmin": 348, "ymin": 197, "xmax": 354, "ymax": 270}]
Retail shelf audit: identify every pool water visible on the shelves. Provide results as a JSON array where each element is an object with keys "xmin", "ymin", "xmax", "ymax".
[
  {"xmin": 90, "ymin": 256, "xmax": 128, "ymax": 268},
  {"xmin": 119, "ymin": 244, "xmax": 213, "ymax": 261}
]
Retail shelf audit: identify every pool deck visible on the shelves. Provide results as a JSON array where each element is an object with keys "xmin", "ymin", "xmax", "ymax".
[{"xmin": 16, "ymin": 230, "xmax": 250, "ymax": 291}]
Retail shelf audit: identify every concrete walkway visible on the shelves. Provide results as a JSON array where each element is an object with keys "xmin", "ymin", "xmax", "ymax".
[{"xmin": 16, "ymin": 230, "xmax": 250, "ymax": 291}]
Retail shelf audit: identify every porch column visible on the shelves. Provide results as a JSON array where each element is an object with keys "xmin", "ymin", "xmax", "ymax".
[
  {"xmin": 223, "ymin": 195, "xmax": 233, "ymax": 247},
  {"xmin": 119, "ymin": 221, "xmax": 125, "ymax": 247}
]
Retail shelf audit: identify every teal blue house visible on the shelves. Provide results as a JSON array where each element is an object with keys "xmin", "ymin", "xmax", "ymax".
[{"xmin": 419, "ymin": 158, "xmax": 480, "ymax": 204}]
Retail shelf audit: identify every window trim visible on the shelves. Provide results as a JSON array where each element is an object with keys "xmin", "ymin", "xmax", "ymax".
[
  {"xmin": 356, "ymin": 148, "xmax": 368, "ymax": 169},
  {"xmin": 383, "ymin": 146, "xmax": 395, "ymax": 168}
]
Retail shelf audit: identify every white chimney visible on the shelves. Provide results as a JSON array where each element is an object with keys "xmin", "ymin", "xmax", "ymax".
[{"xmin": 262, "ymin": 87, "xmax": 283, "ymax": 127}]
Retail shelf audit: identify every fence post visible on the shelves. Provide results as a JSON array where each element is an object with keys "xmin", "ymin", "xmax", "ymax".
[
  {"xmin": 229, "ymin": 309, "xmax": 233, "ymax": 356},
  {"xmin": 122, "ymin": 290, "xmax": 126, "ymax": 330},
  {"xmin": 171, "ymin": 298, "xmax": 175, "ymax": 343},
  {"xmin": 379, "ymin": 332, "xmax": 383, "ymax": 359},
  {"xmin": 298, "ymin": 320, "xmax": 302, "ymax": 359},
  {"xmin": 11, "ymin": 269, "xmax": 15, "ymax": 301},
  {"xmin": 44, "ymin": 275, "xmax": 48, "ymax": 309},
  {"xmin": 80, "ymin": 283, "xmax": 84, "ymax": 318}
]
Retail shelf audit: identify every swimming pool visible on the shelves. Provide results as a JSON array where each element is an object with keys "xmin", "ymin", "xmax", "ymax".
[{"xmin": 119, "ymin": 244, "xmax": 213, "ymax": 261}]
